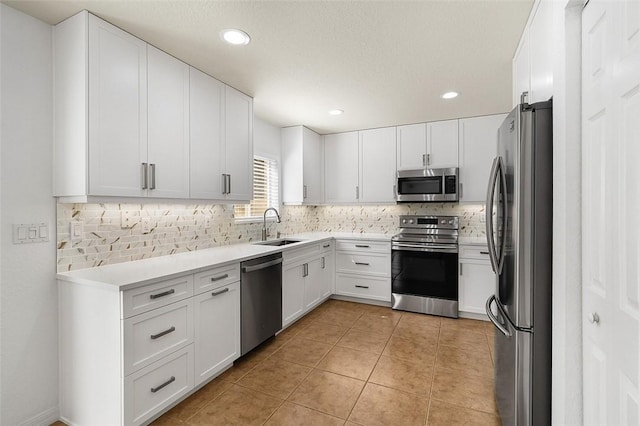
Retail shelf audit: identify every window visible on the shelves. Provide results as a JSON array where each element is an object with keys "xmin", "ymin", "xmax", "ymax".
[{"xmin": 234, "ymin": 156, "xmax": 279, "ymax": 220}]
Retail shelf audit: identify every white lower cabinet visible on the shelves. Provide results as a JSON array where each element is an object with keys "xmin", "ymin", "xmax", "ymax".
[
  {"xmin": 59, "ymin": 263, "xmax": 241, "ymax": 426},
  {"xmin": 282, "ymin": 241, "xmax": 335, "ymax": 328},
  {"xmin": 194, "ymin": 281, "xmax": 240, "ymax": 386},
  {"xmin": 458, "ymin": 245, "xmax": 495, "ymax": 316},
  {"xmin": 334, "ymin": 239, "xmax": 391, "ymax": 302}
]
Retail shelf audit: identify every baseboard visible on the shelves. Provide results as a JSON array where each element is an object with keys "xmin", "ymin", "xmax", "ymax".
[{"xmin": 19, "ymin": 406, "xmax": 59, "ymax": 426}]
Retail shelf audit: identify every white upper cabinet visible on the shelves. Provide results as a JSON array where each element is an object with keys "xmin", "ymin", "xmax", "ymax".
[
  {"xmin": 282, "ymin": 126, "xmax": 324, "ymax": 205},
  {"xmin": 427, "ymin": 119, "xmax": 458, "ymax": 168},
  {"xmin": 147, "ymin": 46, "xmax": 190, "ymax": 199},
  {"xmin": 513, "ymin": 0, "xmax": 553, "ymax": 106},
  {"xmin": 458, "ymin": 114, "xmax": 506, "ymax": 202},
  {"xmin": 396, "ymin": 123, "xmax": 427, "ymax": 170},
  {"xmin": 86, "ymin": 13, "xmax": 148, "ymax": 198},
  {"xmin": 189, "ymin": 67, "xmax": 225, "ymax": 200},
  {"xmin": 224, "ymin": 86, "xmax": 253, "ymax": 202},
  {"xmin": 359, "ymin": 127, "xmax": 397, "ymax": 203},
  {"xmin": 54, "ymin": 11, "xmax": 253, "ymax": 203},
  {"xmin": 324, "ymin": 131, "xmax": 360, "ymax": 203}
]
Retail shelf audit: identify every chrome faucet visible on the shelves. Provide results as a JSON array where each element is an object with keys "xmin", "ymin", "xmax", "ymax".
[{"xmin": 262, "ymin": 207, "xmax": 281, "ymax": 241}]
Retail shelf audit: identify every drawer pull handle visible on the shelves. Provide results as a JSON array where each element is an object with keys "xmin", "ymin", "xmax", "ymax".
[
  {"xmin": 355, "ymin": 262, "xmax": 370, "ymax": 266},
  {"xmin": 480, "ymin": 251, "xmax": 489, "ymax": 255},
  {"xmin": 355, "ymin": 244, "xmax": 370, "ymax": 248},
  {"xmin": 323, "ymin": 244, "xmax": 331, "ymax": 248},
  {"xmin": 150, "ymin": 326, "xmax": 176, "ymax": 340},
  {"xmin": 212, "ymin": 288, "xmax": 230, "ymax": 297},
  {"xmin": 210, "ymin": 274, "xmax": 229, "ymax": 282},
  {"xmin": 150, "ymin": 376, "xmax": 175, "ymax": 393},
  {"xmin": 355, "ymin": 285, "xmax": 369, "ymax": 289},
  {"xmin": 149, "ymin": 289, "xmax": 175, "ymax": 300}
]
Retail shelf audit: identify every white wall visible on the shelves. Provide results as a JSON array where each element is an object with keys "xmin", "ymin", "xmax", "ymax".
[{"xmin": 0, "ymin": 4, "xmax": 58, "ymax": 425}]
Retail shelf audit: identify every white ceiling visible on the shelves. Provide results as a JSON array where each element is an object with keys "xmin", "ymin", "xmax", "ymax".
[{"xmin": 5, "ymin": 0, "xmax": 533, "ymax": 135}]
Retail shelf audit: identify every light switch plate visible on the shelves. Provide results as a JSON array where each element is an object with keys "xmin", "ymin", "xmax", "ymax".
[{"xmin": 13, "ymin": 223, "xmax": 49, "ymax": 244}]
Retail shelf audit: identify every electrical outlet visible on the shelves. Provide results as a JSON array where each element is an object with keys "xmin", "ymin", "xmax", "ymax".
[
  {"xmin": 141, "ymin": 217, "xmax": 151, "ymax": 233},
  {"xmin": 70, "ymin": 221, "xmax": 83, "ymax": 242},
  {"xmin": 121, "ymin": 210, "xmax": 137, "ymax": 229}
]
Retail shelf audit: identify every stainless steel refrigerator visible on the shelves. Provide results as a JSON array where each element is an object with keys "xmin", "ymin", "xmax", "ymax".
[{"xmin": 485, "ymin": 100, "xmax": 552, "ymax": 426}]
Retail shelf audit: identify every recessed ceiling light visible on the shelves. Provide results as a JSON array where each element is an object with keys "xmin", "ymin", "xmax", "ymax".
[
  {"xmin": 221, "ymin": 29, "xmax": 251, "ymax": 46},
  {"xmin": 329, "ymin": 109, "xmax": 344, "ymax": 115},
  {"xmin": 441, "ymin": 91, "xmax": 459, "ymax": 99}
]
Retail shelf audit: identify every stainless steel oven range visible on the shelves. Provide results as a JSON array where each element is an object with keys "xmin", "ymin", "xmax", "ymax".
[{"xmin": 391, "ymin": 215, "xmax": 459, "ymax": 318}]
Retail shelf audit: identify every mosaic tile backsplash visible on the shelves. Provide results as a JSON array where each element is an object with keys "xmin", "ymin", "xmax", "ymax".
[{"xmin": 56, "ymin": 203, "xmax": 487, "ymax": 272}]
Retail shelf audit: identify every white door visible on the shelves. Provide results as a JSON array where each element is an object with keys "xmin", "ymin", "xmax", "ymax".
[
  {"xmin": 427, "ymin": 119, "xmax": 458, "ymax": 168},
  {"xmin": 359, "ymin": 127, "xmax": 397, "ymax": 203},
  {"xmin": 582, "ymin": 1, "xmax": 640, "ymax": 425},
  {"xmin": 396, "ymin": 123, "xmax": 427, "ymax": 170},
  {"xmin": 224, "ymin": 86, "xmax": 253, "ymax": 201},
  {"xmin": 147, "ymin": 46, "xmax": 190, "ymax": 198},
  {"xmin": 88, "ymin": 15, "xmax": 147, "ymax": 197},
  {"xmin": 190, "ymin": 67, "xmax": 225, "ymax": 200},
  {"xmin": 302, "ymin": 127, "xmax": 324, "ymax": 204},
  {"xmin": 324, "ymin": 131, "xmax": 359, "ymax": 203}
]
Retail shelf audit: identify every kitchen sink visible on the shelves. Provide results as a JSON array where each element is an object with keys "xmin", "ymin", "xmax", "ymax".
[{"xmin": 255, "ymin": 239, "xmax": 301, "ymax": 246}]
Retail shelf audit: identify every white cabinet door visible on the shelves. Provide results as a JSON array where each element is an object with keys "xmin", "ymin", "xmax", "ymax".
[
  {"xmin": 282, "ymin": 263, "xmax": 305, "ymax": 327},
  {"xmin": 360, "ymin": 127, "xmax": 397, "ymax": 203},
  {"xmin": 193, "ymin": 282, "xmax": 240, "ymax": 386},
  {"xmin": 320, "ymin": 252, "xmax": 334, "ymax": 299},
  {"xmin": 458, "ymin": 114, "xmax": 506, "ymax": 202},
  {"xmin": 302, "ymin": 127, "xmax": 324, "ymax": 204},
  {"xmin": 224, "ymin": 86, "xmax": 253, "ymax": 201},
  {"xmin": 396, "ymin": 123, "xmax": 426, "ymax": 170},
  {"xmin": 528, "ymin": 0, "xmax": 554, "ymax": 104},
  {"xmin": 427, "ymin": 119, "xmax": 458, "ymax": 168},
  {"xmin": 324, "ymin": 131, "xmax": 359, "ymax": 203},
  {"xmin": 190, "ymin": 67, "xmax": 225, "ymax": 199},
  {"xmin": 303, "ymin": 258, "xmax": 323, "ymax": 311},
  {"xmin": 458, "ymin": 259, "xmax": 494, "ymax": 315},
  {"xmin": 513, "ymin": 27, "xmax": 530, "ymax": 107},
  {"xmin": 88, "ymin": 15, "xmax": 147, "ymax": 197},
  {"xmin": 147, "ymin": 46, "xmax": 190, "ymax": 198}
]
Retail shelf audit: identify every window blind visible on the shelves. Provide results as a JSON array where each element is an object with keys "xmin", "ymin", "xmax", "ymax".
[{"xmin": 234, "ymin": 156, "xmax": 279, "ymax": 219}]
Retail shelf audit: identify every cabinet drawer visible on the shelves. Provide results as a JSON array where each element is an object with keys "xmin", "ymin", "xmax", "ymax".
[
  {"xmin": 283, "ymin": 244, "xmax": 321, "ymax": 264},
  {"xmin": 459, "ymin": 245, "xmax": 491, "ymax": 261},
  {"xmin": 335, "ymin": 274, "xmax": 391, "ymax": 302},
  {"xmin": 193, "ymin": 263, "xmax": 240, "ymax": 295},
  {"xmin": 124, "ymin": 299, "xmax": 193, "ymax": 375},
  {"xmin": 122, "ymin": 275, "xmax": 194, "ymax": 318},
  {"xmin": 124, "ymin": 344, "xmax": 194, "ymax": 426},
  {"xmin": 336, "ymin": 239, "xmax": 390, "ymax": 253},
  {"xmin": 336, "ymin": 252, "xmax": 390, "ymax": 277}
]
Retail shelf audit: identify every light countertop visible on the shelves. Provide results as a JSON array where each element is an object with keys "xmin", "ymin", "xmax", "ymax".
[{"xmin": 57, "ymin": 232, "xmax": 391, "ymax": 290}]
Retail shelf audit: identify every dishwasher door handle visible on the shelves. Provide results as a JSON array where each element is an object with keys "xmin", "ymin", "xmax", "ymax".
[{"xmin": 242, "ymin": 257, "xmax": 283, "ymax": 273}]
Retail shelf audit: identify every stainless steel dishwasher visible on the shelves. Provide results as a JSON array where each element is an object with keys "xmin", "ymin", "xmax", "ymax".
[{"xmin": 240, "ymin": 252, "xmax": 283, "ymax": 355}]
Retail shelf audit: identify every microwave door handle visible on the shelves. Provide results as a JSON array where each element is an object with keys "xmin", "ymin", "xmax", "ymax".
[{"xmin": 485, "ymin": 157, "xmax": 501, "ymax": 273}]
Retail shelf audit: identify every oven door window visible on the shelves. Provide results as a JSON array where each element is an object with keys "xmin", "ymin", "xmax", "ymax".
[
  {"xmin": 397, "ymin": 176, "xmax": 442, "ymax": 195},
  {"xmin": 391, "ymin": 250, "xmax": 458, "ymax": 300}
]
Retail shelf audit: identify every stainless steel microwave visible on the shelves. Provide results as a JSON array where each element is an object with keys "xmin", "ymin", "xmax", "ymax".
[{"xmin": 396, "ymin": 168, "xmax": 459, "ymax": 202}]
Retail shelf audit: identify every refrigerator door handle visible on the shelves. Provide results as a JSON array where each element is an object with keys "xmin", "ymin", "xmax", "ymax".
[
  {"xmin": 485, "ymin": 157, "xmax": 501, "ymax": 273},
  {"xmin": 486, "ymin": 295, "xmax": 512, "ymax": 337}
]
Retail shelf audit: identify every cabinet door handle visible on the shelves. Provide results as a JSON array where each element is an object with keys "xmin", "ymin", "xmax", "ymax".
[
  {"xmin": 356, "ymin": 186, "xmax": 359, "ymax": 199},
  {"xmin": 150, "ymin": 376, "xmax": 175, "ymax": 393},
  {"xmin": 321, "ymin": 257, "xmax": 325, "ymax": 269},
  {"xmin": 427, "ymin": 153, "xmax": 431, "ymax": 165},
  {"xmin": 323, "ymin": 244, "xmax": 331, "ymax": 248},
  {"xmin": 355, "ymin": 285, "xmax": 369, "ymax": 289},
  {"xmin": 302, "ymin": 263, "xmax": 308, "ymax": 277},
  {"xmin": 149, "ymin": 163, "xmax": 156, "ymax": 190},
  {"xmin": 459, "ymin": 264, "xmax": 463, "ymax": 276},
  {"xmin": 210, "ymin": 274, "xmax": 229, "ymax": 282},
  {"xmin": 355, "ymin": 244, "xmax": 370, "ymax": 248},
  {"xmin": 354, "ymin": 262, "xmax": 370, "ymax": 266},
  {"xmin": 227, "ymin": 174, "xmax": 231, "ymax": 194},
  {"xmin": 221, "ymin": 174, "xmax": 227, "ymax": 194},
  {"xmin": 303, "ymin": 185, "xmax": 307, "ymax": 199},
  {"xmin": 480, "ymin": 251, "xmax": 489, "ymax": 255},
  {"xmin": 212, "ymin": 287, "xmax": 230, "ymax": 296},
  {"xmin": 422, "ymin": 154, "xmax": 426, "ymax": 166},
  {"xmin": 141, "ymin": 163, "xmax": 148, "ymax": 189},
  {"xmin": 149, "ymin": 289, "xmax": 175, "ymax": 300},
  {"xmin": 150, "ymin": 326, "xmax": 175, "ymax": 340},
  {"xmin": 459, "ymin": 183, "xmax": 463, "ymax": 198}
]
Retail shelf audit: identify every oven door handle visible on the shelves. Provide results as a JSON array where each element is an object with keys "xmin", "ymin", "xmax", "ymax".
[{"xmin": 392, "ymin": 243, "xmax": 458, "ymax": 253}]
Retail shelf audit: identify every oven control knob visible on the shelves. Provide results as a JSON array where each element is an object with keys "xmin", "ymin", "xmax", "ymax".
[
  {"xmin": 408, "ymin": 219, "xmax": 414, "ymax": 224},
  {"xmin": 402, "ymin": 219, "xmax": 407, "ymax": 224},
  {"xmin": 448, "ymin": 220, "xmax": 454, "ymax": 225}
]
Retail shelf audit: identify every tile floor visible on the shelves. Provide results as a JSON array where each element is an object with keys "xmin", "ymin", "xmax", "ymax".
[{"xmin": 53, "ymin": 299, "xmax": 501, "ymax": 426}]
